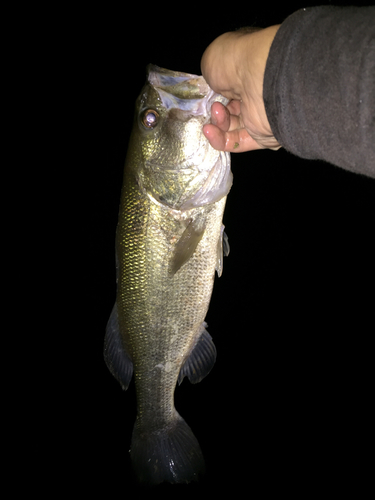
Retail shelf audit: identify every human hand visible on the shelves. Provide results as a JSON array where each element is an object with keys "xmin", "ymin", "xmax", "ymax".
[{"xmin": 201, "ymin": 26, "xmax": 281, "ymax": 152}]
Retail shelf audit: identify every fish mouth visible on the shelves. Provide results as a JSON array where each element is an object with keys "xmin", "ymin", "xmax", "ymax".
[
  {"xmin": 147, "ymin": 64, "xmax": 228, "ymax": 118},
  {"xmin": 147, "ymin": 64, "xmax": 210, "ymax": 100}
]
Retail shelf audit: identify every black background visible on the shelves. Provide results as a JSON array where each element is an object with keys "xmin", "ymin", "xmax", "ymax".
[{"xmin": 53, "ymin": 1, "xmax": 374, "ymax": 495}]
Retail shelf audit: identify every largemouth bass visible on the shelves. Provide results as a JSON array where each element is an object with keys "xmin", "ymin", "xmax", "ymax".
[{"xmin": 104, "ymin": 64, "xmax": 232, "ymax": 484}]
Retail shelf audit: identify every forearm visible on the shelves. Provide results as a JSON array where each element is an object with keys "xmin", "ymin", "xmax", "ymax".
[{"xmin": 263, "ymin": 6, "xmax": 375, "ymax": 178}]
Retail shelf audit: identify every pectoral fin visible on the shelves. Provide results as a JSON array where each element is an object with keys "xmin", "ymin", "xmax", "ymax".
[
  {"xmin": 216, "ymin": 225, "xmax": 230, "ymax": 277},
  {"xmin": 170, "ymin": 218, "xmax": 206, "ymax": 275},
  {"xmin": 104, "ymin": 303, "xmax": 133, "ymax": 390},
  {"xmin": 178, "ymin": 322, "xmax": 217, "ymax": 385}
]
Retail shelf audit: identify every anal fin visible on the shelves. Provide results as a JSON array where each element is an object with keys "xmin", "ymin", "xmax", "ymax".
[
  {"xmin": 103, "ymin": 303, "xmax": 133, "ymax": 390},
  {"xmin": 178, "ymin": 322, "xmax": 217, "ymax": 385}
]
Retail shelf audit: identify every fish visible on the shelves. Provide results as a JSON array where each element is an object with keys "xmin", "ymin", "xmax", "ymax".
[{"xmin": 104, "ymin": 64, "xmax": 232, "ymax": 485}]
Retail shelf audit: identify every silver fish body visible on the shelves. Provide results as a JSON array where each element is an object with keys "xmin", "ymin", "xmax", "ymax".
[{"xmin": 104, "ymin": 65, "xmax": 232, "ymax": 484}]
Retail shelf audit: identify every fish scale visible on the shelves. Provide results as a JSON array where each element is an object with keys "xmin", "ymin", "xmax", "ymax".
[{"xmin": 104, "ymin": 64, "xmax": 232, "ymax": 484}]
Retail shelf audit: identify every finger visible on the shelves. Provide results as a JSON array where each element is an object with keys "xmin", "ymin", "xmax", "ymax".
[
  {"xmin": 210, "ymin": 101, "xmax": 230, "ymax": 131},
  {"xmin": 226, "ymin": 99, "xmax": 242, "ymax": 117},
  {"xmin": 210, "ymin": 101, "xmax": 243, "ymax": 133},
  {"xmin": 202, "ymin": 123, "xmax": 227, "ymax": 151},
  {"xmin": 224, "ymin": 128, "xmax": 263, "ymax": 152},
  {"xmin": 203, "ymin": 123, "xmax": 262, "ymax": 152}
]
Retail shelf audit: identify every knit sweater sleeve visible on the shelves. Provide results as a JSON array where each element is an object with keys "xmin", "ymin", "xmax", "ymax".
[{"xmin": 263, "ymin": 6, "xmax": 375, "ymax": 178}]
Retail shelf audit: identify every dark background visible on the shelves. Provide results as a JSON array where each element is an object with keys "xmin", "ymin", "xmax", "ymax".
[{"xmin": 53, "ymin": 1, "xmax": 374, "ymax": 495}]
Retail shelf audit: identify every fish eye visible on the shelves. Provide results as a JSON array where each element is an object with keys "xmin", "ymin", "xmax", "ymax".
[{"xmin": 141, "ymin": 109, "xmax": 159, "ymax": 129}]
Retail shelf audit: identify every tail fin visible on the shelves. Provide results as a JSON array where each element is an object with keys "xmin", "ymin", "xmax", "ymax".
[{"xmin": 130, "ymin": 413, "xmax": 205, "ymax": 485}]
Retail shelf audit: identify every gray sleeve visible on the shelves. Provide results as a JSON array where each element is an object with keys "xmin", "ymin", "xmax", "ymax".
[{"xmin": 263, "ymin": 6, "xmax": 375, "ymax": 178}]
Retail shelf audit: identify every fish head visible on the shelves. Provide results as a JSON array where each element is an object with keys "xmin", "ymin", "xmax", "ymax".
[{"xmin": 128, "ymin": 65, "xmax": 232, "ymax": 210}]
